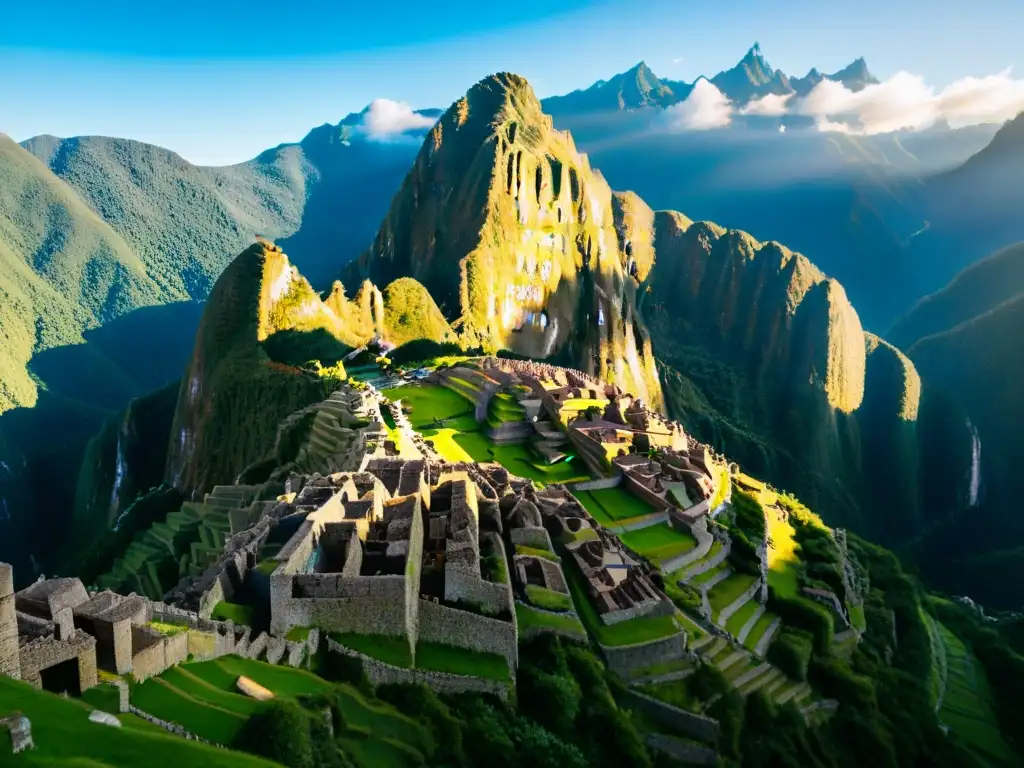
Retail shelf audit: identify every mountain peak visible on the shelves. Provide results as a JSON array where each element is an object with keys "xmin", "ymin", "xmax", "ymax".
[{"xmin": 828, "ymin": 57, "xmax": 878, "ymax": 90}]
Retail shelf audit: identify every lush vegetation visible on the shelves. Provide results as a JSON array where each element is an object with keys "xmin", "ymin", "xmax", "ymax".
[
  {"xmin": 619, "ymin": 523, "xmax": 697, "ymax": 564},
  {"xmin": 572, "ymin": 488, "xmax": 654, "ymax": 525}
]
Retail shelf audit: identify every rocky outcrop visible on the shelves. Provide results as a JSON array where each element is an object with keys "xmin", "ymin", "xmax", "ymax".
[
  {"xmin": 164, "ymin": 241, "xmax": 348, "ymax": 498},
  {"xmin": 350, "ymin": 73, "xmax": 663, "ymax": 408}
]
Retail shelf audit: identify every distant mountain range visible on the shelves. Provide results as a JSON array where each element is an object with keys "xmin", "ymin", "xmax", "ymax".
[{"xmin": 541, "ymin": 43, "xmax": 879, "ymax": 115}]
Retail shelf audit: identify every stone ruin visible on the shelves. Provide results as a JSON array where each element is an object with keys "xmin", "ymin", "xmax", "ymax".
[{"xmin": 0, "ymin": 712, "xmax": 33, "ymax": 754}]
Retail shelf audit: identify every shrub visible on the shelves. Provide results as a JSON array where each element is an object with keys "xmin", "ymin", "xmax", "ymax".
[
  {"xmin": 235, "ymin": 700, "xmax": 314, "ymax": 768},
  {"xmin": 768, "ymin": 587, "xmax": 834, "ymax": 654},
  {"xmin": 767, "ymin": 628, "xmax": 814, "ymax": 681}
]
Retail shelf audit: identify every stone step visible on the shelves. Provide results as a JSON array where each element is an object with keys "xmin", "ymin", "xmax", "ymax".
[
  {"xmin": 775, "ymin": 681, "xmax": 812, "ymax": 705},
  {"xmin": 701, "ymin": 566, "xmax": 733, "ymax": 592},
  {"xmin": 715, "ymin": 649, "xmax": 750, "ymax": 673},
  {"xmin": 754, "ymin": 617, "xmax": 782, "ymax": 657},
  {"xmin": 701, "ymin": 636, "xmax": 728, "ymax": 661},
  {"xmin": 736, "ymin": 604, "xmax": 766, "ymax": 645},
  {"xmin": 739, "ymin": 667, "xmax": 784, "ymax": 697},
  {"xmin": 689, "ymin": 632, "xmax": 716, "ymax": 653},
  {"xmin": 763, "ymin": 675, "xmax": 788, "ymax": 699},
  {"xmin": 731, "ymin": 661, "xmax": 773, "ymax": 690}
]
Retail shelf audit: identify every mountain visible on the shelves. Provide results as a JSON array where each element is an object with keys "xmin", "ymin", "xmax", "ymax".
[
  {"xmin": 890, "ymin": 242, "xmax": 1024, "ymax": 608},
  {"xmin": 0, "ymin": 112, "xmax": 432, "ymax": 575},
  {"xmin": 540, "ymin": 61, "xmax": 688, "ymax": 114},
  {"xmin": 348, "ymin": 73, "xmax": 664, "ymax": 406},
  {"xmin": 906, "ymin": 112, "xmax": 1024, "ymax": 301},
  {"xmin": 709, "ymin": 43, "xmax": 794, "ymax": 103},
  {"xmin": 542, "ymin": 44, "xmax": 880, "ymax": 119}
]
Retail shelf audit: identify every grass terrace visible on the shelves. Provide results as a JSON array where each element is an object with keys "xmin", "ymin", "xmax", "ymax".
[
  {"xmin": 565, "ymin": 556, "xmax": 680, "ymax": 647},
  {"xmin": 210, "ymin": 601, "xmax": 256, "ymax": 626},
  {"xmin": 0, "ymin": 674, "xmax": 278, "ymax": 768},
  {"xmin": 328, "ymin": 633, "xmax": 511, "ymax": 681},
  {"xmin": 620, "ymin": 523, "xmax": 697, "ymax": 565},
  {"xmin": 515, "ymin": 602, "xmax": 586, "ymax": 636},
  {"xmin": 741, "ymin": 611, "xmax": 779, "ymax": 652},
  {"xmin": 766, "ymin": 507, "xmax": 800, "ymax": 598},
  {"xmin": 525, "ymin": 584, "xmax": 573, "ymax": 612},
  {"xmin": 707, "ymin": 572, "xmax": 758, "ymax": 615},
  {"xmin": 573, "ymin": 487, "xmax": 655, "ymax": 525},
  {"xmin": 689, "ymin": 558, "xmax": 729, "ymax": 587},
  {"xmin": 936, "ymin": 622, "xmax": 1016, "ymax": 764},
  {"xmin": 515, "ymin": 544, "xmax": 559, "ymax": 561},
  {"xmin": 725, "ymin": 599, "xmax": 762, "ymax": 638}
]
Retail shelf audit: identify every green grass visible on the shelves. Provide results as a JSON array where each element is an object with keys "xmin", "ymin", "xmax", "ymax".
[
  {"xmin": 380, "ymin": 384, "xmax": 474, "ymax": 425},
  {"xmin": 525, "ymin": 584, "xmax": 574, "ymax": 612},
  {"xmin": 327, "ymin": 633, "xmax": 510, "ymax": 681},
  {"xmin": 255, "ymin": 559, "xmax": 279, "ymax": 576},
  {"xmin": 573, "ymin": 487, "xmax": 653, "ymax": 523},
  {"xmin": 340, "ymin": 734, "xmax": 423, "ymax": 768},
  {"xmin": 564, "ymin": 556, "xmax": 680, "ymax": 647},
  {"xmin": 415, "ymin": 642, "xmax": 511, "ymax": 681},
  {"xmin": 672, "ymin": 610, "xmax": 705, "ymax": 641},
  {"xmin": 158, "ymin": 666, "xmax": 261, "ymax": 716},
  {"xmin": 641, "ymin": 678, "xmax": 702, "ymax": 713},
  {"xmin": 188, "ymin": 656, "xmax": 335, "ymax": 699},
  {"xmin": 515, "ymin": 602, "xmax": 586, "ymax": 636},
  {"xmin": 766, "ymin": 508, "xmax": 800, "ymax": 598},
  {"xmin": 515, "ymin": 544, "xmax": 559, "ymax": 561},
  {"xmin": 849, "ymin": 602, "xmax": 866, "ymax": 632},
  {"xmin": 130, "ymin": 675, "xmax": 251, "ymax": 744},
  {"xmin": 707, "ymin": 572, "xmax": 757, "ymax": 615},
  {"xmin": 725, "ymin": 599, "xmax": 762, "ymax": 638},
  {"xmin": 148, "ymin": 620, "xmax": 188, "ymax": 636},
  {"xmin": 209, "ymin": 601, "xmax": 256, "ymax": 626},
  {"xmin": 0, "ymin": 675, "xmax": 278, "ymax": 767},
  {"xmin": 286, "ymin": 626, "xmax": 311, "ymax": 642},
  {"xmin": 742, "ymin": 611, "xmax": 778, "ymax": 652},
  {"xmin": 330, "ymin": 633, "xmax": 413, "ymax": 667},
  {"xmin": 936, "ymin": 623, "xmax": 1017, "ymax": 764},
  {"xmin": 620, "ymin": 523, "xmax": 697, "ymax": 564},
  {"xmin": 690, "ymin": 558, "xmax": 729, "ymax": 587},
  {"xmin": 335, "ymin": 686, "xmax": 431, "ymax": 754}
]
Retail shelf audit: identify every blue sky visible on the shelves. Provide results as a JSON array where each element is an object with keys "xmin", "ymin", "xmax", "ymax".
[{"xmin": 2, "ymin": 0, "xmax": 1020, "ymax": 165}]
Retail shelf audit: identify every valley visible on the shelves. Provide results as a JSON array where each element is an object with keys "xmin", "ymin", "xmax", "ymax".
[{"xmin": 1, "ymin": 28, "xmax": 1023, "ymax": 768}]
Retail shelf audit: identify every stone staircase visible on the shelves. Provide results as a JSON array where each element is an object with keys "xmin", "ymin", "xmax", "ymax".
[
  {"xmin": 753, "ymin": 617, "xmax": 781, "ymax": 657},
  {"xmin": 736, "ymin": 604, "xmax": 765, "ymax": 644}
]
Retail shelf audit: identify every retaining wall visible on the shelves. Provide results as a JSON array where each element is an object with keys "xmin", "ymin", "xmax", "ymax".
[
  {"xmin": 645, "ymin": 734, "xmax": 718, "ymax": 766},
  {"xmin": 417, "ymin": 599, "xmax": 518, "ymax": 669},
  {"xmin": 326, "ymin": 638, "xmax": 511, "ymax": 700},
  {"xmin": 600, "ymin": 630, "xmax": 687, "ymax": 677},
  {"xmin": 621, "ymin": 689, "xmax": 721, "ymax": 743}
]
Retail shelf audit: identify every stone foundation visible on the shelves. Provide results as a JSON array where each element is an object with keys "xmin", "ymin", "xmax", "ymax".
[{"xmin": 600, "ymin": 630, "xmax": 686, "ymax": 678}]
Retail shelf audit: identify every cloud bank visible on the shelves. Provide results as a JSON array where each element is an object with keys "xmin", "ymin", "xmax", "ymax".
[
  {"xmin": 663, "ymin": 79, "xmax": 732, "ymax": 130},
  {"xmin": 359, "ymin": 99, "xmax": 436, "ymax": 139},
  {"xmin": 663, "ymin": 69, "xmax": 1024, "ymax": 135}
]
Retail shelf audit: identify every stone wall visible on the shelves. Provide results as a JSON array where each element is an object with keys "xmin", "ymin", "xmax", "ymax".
[
  {"xmin": 128, "ymin": 705, "xmax": 226, "ymax": 747},
  {"xmin": 130, "ymin": 629, "xmax": 167, "ymax": 682},
  {"xmin": 445, "ymin": 569, "xmax": 513, "ymax": 617},
  {"xmin": 566, "ymin": 474, "xmax": 623, "ymax": 492},
  {"xmin": 0, "ymin": 564, "xmax": 21, "ymax": 680},
  {"xmin": 645, "ymin": 734, "xmax": 718, "ymax": 766},
  {"xmin": 602, "ymin": 596, "xmax": 676, "ymax": 627},
  {"xmin": 164, "ymin": 631, "xmax": 189, "ymax": 668},
  {"xmin": 716, "ymin": 578, "xmax": 763, "ymax": 627},
  {"xmin": 620, "ymin": 474, "xmax": 672, "ymax": 512},
  {"xmin": 621, "ymin": 689, "xmax": 720, "ymax": 743},
  {"xmin": 510, "ymin": 526, "xmax": 554, "ymax": 551},
  {"xmin": 599, "ymin": 630, "xmax": 686, "ymax": 678},
  {"xmin": 272, "ymin": 574, "xmax": 410, "ymax": 639},
  {"xmin": 326, "ymin": 638, "xmax": 511, "ymax": 700},
  {"xmin": 417, "ymin": 599, "xmax": 518, "ymax": 669},
  {"xmin": 19, "ymin": 630, "xmax": 98, "ymax": 693}
]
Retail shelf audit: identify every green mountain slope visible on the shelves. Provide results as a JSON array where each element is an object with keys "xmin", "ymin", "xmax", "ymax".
[{"xmin": 895, "ymin": 245, "xmax": 1024, "ymax": 607}]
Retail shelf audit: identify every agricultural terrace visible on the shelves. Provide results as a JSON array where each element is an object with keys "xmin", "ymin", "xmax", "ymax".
[
  {"xmin": 619, "ymin": 523, "xmax": 697, "ymax": 566},
  {"xmin": 572, "ymin": 487, "xmax": 657, "ymax": 527},
  {"xmin": 564, "ymin": 554, "xmax": 680, "ymax": 647},
  {"xmin": 129, "ymin": 656, "xmax": 432, "ymax": 768},
  {"xmin": 765, "ymin": 504, "xmax": 800, "ymax": 598},
  {"xmin": 935, "ymin": 623, "xmax": 1016, "ymax": 765},
  {"xmin": 328, "ymin": 633, "xmax": 512, "ymax": 682},
  {"xmin": 1, "ymin": 674, "xmax": 279, "ymax": 768},
  {"xmin": 381, "ymin": 383, "xmax": 589, "ymax": 485}
]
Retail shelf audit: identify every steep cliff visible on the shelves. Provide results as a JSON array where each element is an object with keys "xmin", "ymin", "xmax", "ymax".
[
  {"xmin": 165, "ymin": 241, "xmax": 348, "ymax": 497},
  {"xmin": 351, "ymin": 73, "xmax": 663, "ymax": 406}
]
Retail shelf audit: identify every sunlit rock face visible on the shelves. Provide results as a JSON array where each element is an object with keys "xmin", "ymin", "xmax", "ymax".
[{"xmin": 351, "ymin": 73, "xmax": 663, "ymax": 408}]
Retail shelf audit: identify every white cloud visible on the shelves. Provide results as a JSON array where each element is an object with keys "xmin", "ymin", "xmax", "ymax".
[
  {"xmin": 672, "ymin": 57, "xmax": 684, "ymax": 65},
  {"xmin": 664, "ymin": 79, "xmax": 733, "ymax": 131},
  {"xmin": 740, "ymin": 92, "xmax": 793, "ymax": 117},
  {"xmin": 778, "ymin": 124, "xmax": 786, "ymax": 133},
  {"xmin": 796, "ymin": 68, "xmax": 1024, "ymax": 135},
  {"xmin": 359, "ymin": 98, "xmax": 436, "ymax": 139}
]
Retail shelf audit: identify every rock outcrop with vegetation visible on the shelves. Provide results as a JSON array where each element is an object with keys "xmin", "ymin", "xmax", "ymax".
[
  {"xmin": 351, "ymin": 73, "xmax": 664, "ymax": 406},
  {"xmin": 165, "ymin": 241, "xmax": 349, "ymax": 497}
]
